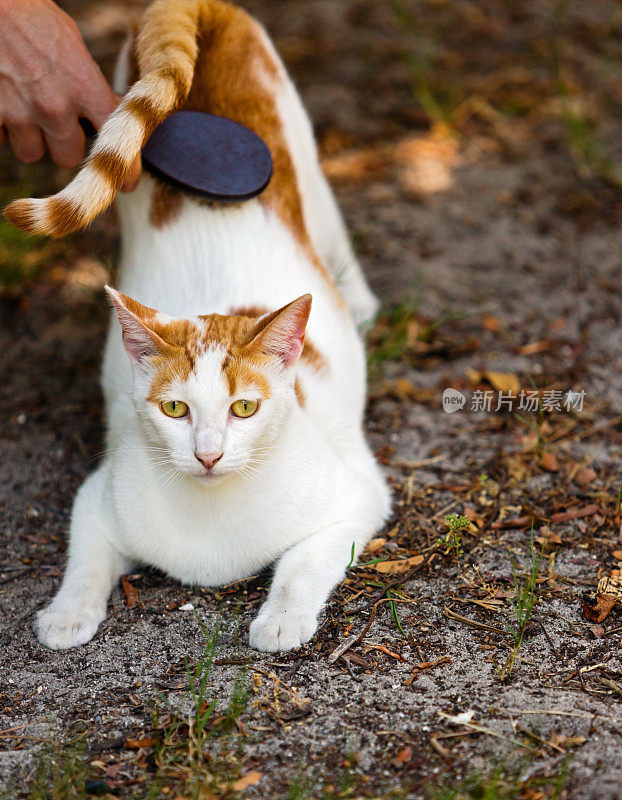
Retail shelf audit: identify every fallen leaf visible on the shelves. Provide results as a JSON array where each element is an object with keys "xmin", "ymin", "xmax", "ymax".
[
  {"xmin": 536, "ymin": 529, "xmax": 562, "ymax": 546},
  {"xmin": 582, "ymin": 594, "xmax": 615, "ymax": 623},
  {"xmin": 103, "ymin": 764, "xmax": 123, "ymax": 780},
  {"xmin": 121, "ymin": 575, "xmax": 138, "ymax": 608},
  {"xmin": 520, "ymin": 430, "xmax": 540, "ymax": 453},
  {"xmin": 491, "ymin": 515, "xmax": 533, "ymax": 530},
  {"xmin": 539, "ymin": 451, "xmax": 560, "ymax": 472},
  {"xmin": 464, "ymin": 506, "xmax": 484, "ymax": 527},
  {"xmin": 481, "ymin": 314, "xmax": 501, "ymax": 332},
  {"xmin": 385, "ymin": 378, "xmax": 435, "ymax": 403},
  {"xmin": 467, "ymin": 370, "xmax": 520, "ymax": 393},
  {"xmin": 124, "ymin": 737, "xmax": 157, "ymax": 749},
  {"xmin": 550, "ymin": 732, "xmax": 586, "ymax": 749},
  {"xmin": 518, "ymin": 340, "xmax": 553, "ymax": 355},
  {"xmin": 505, "ymin": 456, "xmax": 528, "ymax": 483},
  {"xmin": 612, "ymin": 551, "xmax": 622, "ymax": 561},
  {"xmin": 375, "ymin": 445, "xmax": 395, "ymax": 465},
  {"xmin": 366, "ymin": 537, "xmax": 387, "ymax": 554},
  {"xmin": 573, "ymin": 467, "xmax": 597, "ymax": 487},
  {"xmin": 373, "ymin": 554, "xmax": 424, "ymax": 574},
  {"xmin": 392, "ymin": 132, "xmax": 459, "ymax": 195},
  {"xmin": 395, "ymin": 746, "xmax": 412, "ymax": 765},
  {"xmin": 321, "ymin": 148, "xmax": 385, "ymax": 181},
  {"xmin": 231, "ymin": 771, "xmax": 262, "ymax": 791}
]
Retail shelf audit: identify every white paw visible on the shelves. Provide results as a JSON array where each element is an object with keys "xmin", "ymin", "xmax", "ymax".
[
  {"xmin": 249, "ymin": 605, "xmax": 318, "ymax": 652},
  {"xmin": 35, "ymin": 601, "xmax": 105, "ymax": 650}
]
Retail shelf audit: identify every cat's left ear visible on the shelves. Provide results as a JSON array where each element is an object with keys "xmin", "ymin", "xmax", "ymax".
[
  {"xmin": 105, "ymin": 285, "xmax": 176, "ymax": 365},
  {"xmin": 249, "ymin": 294, "xmax": 312, "ymax": 368}
]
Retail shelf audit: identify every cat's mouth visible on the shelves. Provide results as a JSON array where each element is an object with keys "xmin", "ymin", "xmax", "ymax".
[{"xmin": 193, "ymin": 465, "xmax": 228, "ymax": 484}]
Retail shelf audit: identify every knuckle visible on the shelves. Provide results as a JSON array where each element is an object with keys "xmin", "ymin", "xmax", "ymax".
[
  {"xmin": 35, "ymin": 96, "xmax": 70, "ymax": 124},
  {"xmin": 7, "ymin": 112, "xmax": 29, "ymax": 129}
]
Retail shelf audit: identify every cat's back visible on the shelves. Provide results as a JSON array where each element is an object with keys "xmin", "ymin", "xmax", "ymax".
[{"xmin": 113, "ymin": 0, "xmax": 351, "ymax": 317}]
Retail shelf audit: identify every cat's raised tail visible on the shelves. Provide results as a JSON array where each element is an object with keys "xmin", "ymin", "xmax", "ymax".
[{"xmin": 4, "ymin": 0, "xmax": 203, "ymax": 237}]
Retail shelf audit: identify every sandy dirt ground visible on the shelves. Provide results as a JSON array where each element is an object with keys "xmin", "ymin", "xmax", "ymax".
[{"xmin": 0, "ymin": 1, "xmax": 621, "ymax": 798}]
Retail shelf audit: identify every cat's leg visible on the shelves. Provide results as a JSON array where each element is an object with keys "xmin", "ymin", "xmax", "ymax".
[
  {"xmin": 36, "ymin": 466, "xmax": 131, "ymax": 649},
  {"xmin": 249, "ymin": 469, "xmax": 389, "ymax": 652}
]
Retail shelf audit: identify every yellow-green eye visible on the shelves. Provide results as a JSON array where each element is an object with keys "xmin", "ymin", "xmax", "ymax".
[
  {"xmin": 230, "ymin": 399, "xmax": 259, "ymax": 418},
  {"xmin": 160, "ymin": 400, "xmax": 189, "ymax": 418}
]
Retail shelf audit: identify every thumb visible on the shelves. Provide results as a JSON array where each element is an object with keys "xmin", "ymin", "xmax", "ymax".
[{"xmin": 120, "ymin": 154, "xmax": 142, "ymax": 193}]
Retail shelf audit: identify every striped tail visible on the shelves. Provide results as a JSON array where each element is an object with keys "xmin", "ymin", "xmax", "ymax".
[{"xmin": 4, "ymin": 0, "xmax": 202, "ymax": 237}]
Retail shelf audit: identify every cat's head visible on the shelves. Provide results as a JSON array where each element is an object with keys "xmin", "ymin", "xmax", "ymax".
[{"xmin": 106, "ymin": 286, "xmax": 312, "ymax": 483}]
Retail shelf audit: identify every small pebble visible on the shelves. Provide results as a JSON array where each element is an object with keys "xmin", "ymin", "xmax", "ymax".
[{"xmin": 179, "ymin": 602, "xmax": 194, "ymax": 611}]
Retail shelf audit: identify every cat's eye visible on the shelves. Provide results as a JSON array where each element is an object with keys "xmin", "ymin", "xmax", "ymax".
[
  {"xmin": 160, "ymin": 400, "xmax": 189, "ymax": 418},
  {"xmin": 230, "ymin": 399, "xmax": 259, "ymax": 418}
]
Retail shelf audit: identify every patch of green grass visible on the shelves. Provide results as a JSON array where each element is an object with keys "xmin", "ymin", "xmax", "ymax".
[
  {"xmin": 498, "ymin": 529, "xmax": 544, "ymax": 680},
  {"xmin": 387, "ymin": 587, "xmax": 407, "ymax": 637},
  {"xmin": 514, "ymin": 383, "xmax": 546, "ymax": 459},
  {"xmin": 6, "ymin": 619, "xmax": 250, "ymax": 799},
  {"xmin": 0, "ymin": 166, "xmax": 52, "ymax": 289},
  {"xmin": 324, "ymin": 753, "xmax": 360, "ymax": 799},
  {"xmin": 0, "ymin": 219, "xmax": 50, "ymax": 288},
  {"xmin": 367, "ymin": 299, "xmax": 422, "ymax": 373},
  {"xmin": 437, "ymin": 513, "xmax": 470, "ymax": 558},
  {"xmin": 427, "ymin": 759, "xmax": 569, "ymax": 800},
  {"xmin": 1, "ymin": 734, "xmax": 89, "ymax": 800},
  {"xmin": 548, "ymin": 1, "xmax": 622, "ymax": 188},
  {"xmin": 367, "ymin": 293, "xmax": 471, "ymax": 378},
  {"xmin": 288, "ymin": 767, "xmax": 315, "ymax": 800},
  {"xmin": 388, "ymin": 0, "xmax": 461, "ymax": 127},
  {"xmin": 152, "ymin": 616, "xmax": 249, "ymax": 796}
]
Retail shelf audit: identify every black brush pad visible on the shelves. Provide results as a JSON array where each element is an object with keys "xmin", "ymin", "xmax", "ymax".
[{"xmin": 141, "ymin": 111, "xmax": 273, "ymax": 201}]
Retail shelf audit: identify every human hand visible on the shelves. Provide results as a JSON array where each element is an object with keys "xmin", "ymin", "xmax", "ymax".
[{"xmin": 0, "ymin": 0, "xmax": 140, "ymax": 190}]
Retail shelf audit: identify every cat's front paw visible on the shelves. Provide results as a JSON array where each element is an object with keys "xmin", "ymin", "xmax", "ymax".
[
  {"xmin": 249, "ymin": 604, "xmax": 317, "ymax": 652},
  {"xmin": 35, "ymin": 602, "xmax": 105, "ymax": 650}
]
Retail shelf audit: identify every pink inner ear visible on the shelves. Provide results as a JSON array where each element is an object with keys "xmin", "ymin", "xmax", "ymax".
[
  {"xmin": 284, "ymin": 331, "xmax": 305, "ymax": 367},
  {"xmin": 106, "ymin": 286, "xmax": 162, "ymax": 365},
  {"xmin": 257, "ymin": 295, "xmax": 312, "ymax": 367},
  {"xmin": 121, "ymin": 320, "xmax": 158, "ymax": 363}
]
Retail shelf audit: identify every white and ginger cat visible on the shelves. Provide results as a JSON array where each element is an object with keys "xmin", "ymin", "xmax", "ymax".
[{"xmin": 5, "ymin": 0, "xmax": 390, "ymax": 651}]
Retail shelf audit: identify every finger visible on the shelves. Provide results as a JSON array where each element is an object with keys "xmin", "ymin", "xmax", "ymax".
[
  {"xmin": 120, "ymin": 154, "xmax": 142, "ymax": 193},
  {"xmin": 43, "ymin": 119, "xmax": 86, "ymax": 169},
  {"xmin": 77, "ymin": 80, "xmax": 119, "ymax": 132},
  {"xmin": 7, "ymin": 124, "xmax": 45, "ymax": 163}
]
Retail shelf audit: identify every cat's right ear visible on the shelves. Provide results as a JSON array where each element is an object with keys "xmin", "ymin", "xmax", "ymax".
[{"xmin": 105, "ymin": 286, "xmax": 172, "ymax": 365}]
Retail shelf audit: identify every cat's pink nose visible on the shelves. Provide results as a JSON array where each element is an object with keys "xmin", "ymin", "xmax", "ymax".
[{"xmin": 195, "ymin": 451, "xmax": 223, "ymax": 470}]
